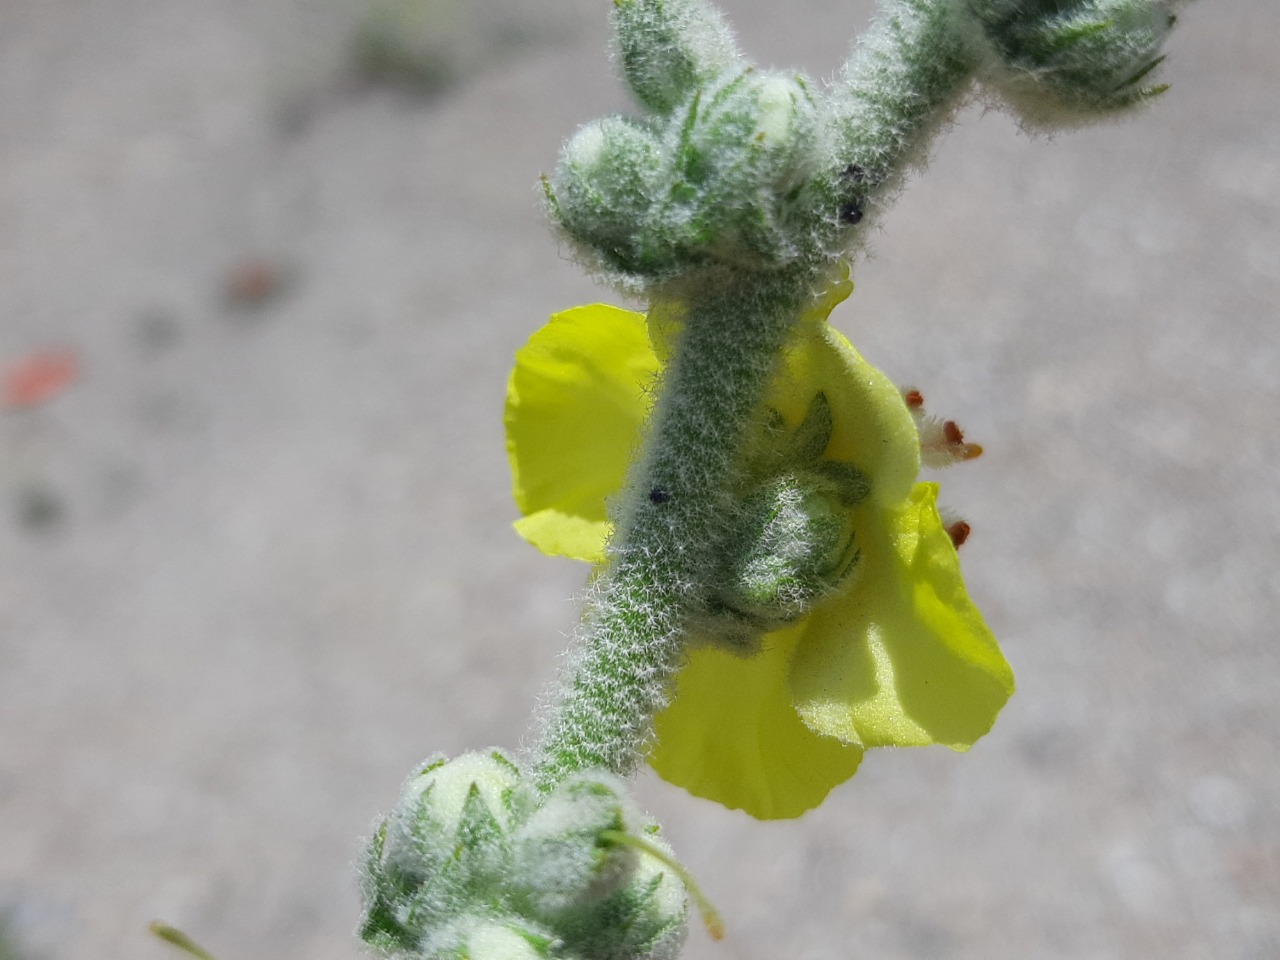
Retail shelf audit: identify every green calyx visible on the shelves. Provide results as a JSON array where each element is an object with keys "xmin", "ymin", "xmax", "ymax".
[
  {"xmin": 361, "ymin": 751, "xmax": 688, "ymax": 960},
  {"xmin": 699, "ymin": 393, "xmax": 870, "ymax": 650},
  {"xmin": 960, "ymin": 0, "xmax": 1180, "ymax": 126},
  {"xmin": 708, "ymin": 472, "xmax": 858, "ymax": 641}
]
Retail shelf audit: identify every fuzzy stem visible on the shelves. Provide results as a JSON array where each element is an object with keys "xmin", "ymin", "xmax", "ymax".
[
  {"xmin": 825, "ymin": 0, "xmax": 977, "ymax": 232},
  {"xmin": 532, "ymin": 274, "xmax": 811, "ymax": 788}
]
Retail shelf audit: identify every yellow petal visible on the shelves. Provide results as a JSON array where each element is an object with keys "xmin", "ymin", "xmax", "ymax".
[
  {"xmin": 772, "ymin": 320, "xmax": 921, "ymax": 507},
  {"xmin": 790, "ymin": 483, "xmax": 1014, "ymax": 750},
  {"xmin": 648, "ymin": 627, "xmax": 865, "ymax": 820},
  {"xmin": 512, "ymin": 510, "xmax": 613, "ymax": 565},
  {"xmin": 505, "ymin": 304, "xmax": 658, "ymax": 563}
]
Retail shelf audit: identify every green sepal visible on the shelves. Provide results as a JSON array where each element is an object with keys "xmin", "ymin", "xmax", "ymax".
[
  {"xmin": 453, "ymin": 782, "xmax": 514, "ymax": 888},
  {"xmin": 788, "ymin": 392, "xmax": 833, "ymax": 463},
  {"xmin": 360, "ymin": 821, "xmax": 422, "ymax": 953},
  {"xmin": 812, "ymin": 460, "xmax": 871, "ymax": 506}
]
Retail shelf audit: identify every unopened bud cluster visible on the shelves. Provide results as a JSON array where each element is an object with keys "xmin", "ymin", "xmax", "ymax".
[
  {"xmin": 545, "ymin": 0, "xmax": 1183, "ymax": 294},
  {"xmin": 547, "ymin": 0, "xmax": 845, "ymax": 292},
  {"xmin": 549, "ymin": 67, "xmax": 827, "ymax": 290},
  {"xmin": 361, "ymin": 751, "xmax": 687, "ymax": 960}
]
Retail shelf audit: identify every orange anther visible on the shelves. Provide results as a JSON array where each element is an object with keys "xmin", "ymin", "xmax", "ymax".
[{"xmin": 946, "ymin": 520, "xmax": 971, "ymax": 548}]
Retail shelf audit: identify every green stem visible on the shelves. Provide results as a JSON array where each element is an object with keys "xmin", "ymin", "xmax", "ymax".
[
  {"xmin": 532, "ymin": 274, "xmax": 811, "ymax": 788},
  {"xmin": 824, "ymin": 0, "xmax": 977, "ymax": 227}
]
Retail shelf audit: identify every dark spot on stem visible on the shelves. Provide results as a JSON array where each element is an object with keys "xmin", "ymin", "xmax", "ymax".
[{"xmin": 839, "ymin": 202, "xmax": 863, "ymax": 225}]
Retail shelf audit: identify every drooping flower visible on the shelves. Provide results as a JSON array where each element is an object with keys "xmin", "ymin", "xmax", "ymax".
[{"xmin": 505, "ymin": 275, "xmax": 1013, "ymax": 819}]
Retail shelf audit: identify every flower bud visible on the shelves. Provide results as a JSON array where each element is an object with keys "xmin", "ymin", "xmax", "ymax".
[
  {"xmin": 703, "ymin": 469, "xmax": 862, "ymax": 649},
  {"xmin": 961, "ymin": 0, "xmax": 1179, "ymax": 127},
  {"xmin": 664, "ymin": 68, "xmax": 823, "ymax": 267},
  {"xmin": 678, "ymin": 69, "xmax": 821, "ymax": 191},
  {"xmin": 361, "ymin": 750, "xmax": 528, "ymax": 952},
  {"xmin": 612, "ymin": 0, "xmax": 742, "ymax": 113},
  {"xmin": 512, "ymin": 774, "xmax": 639, "ymax": 919},
  {"xmin": 362, "ymin": 754, "xmax": 688, "ymax": 960},
  {"xmin": 381, "ymin": 750, "xmax": 523, "ymax": 880},
  {"xmin": 506, "ymin": 773, "xmax": 690, "ymax": 960},
  {"xmin": 604, "ymin": 829, "xmax": 689, "ymax": 960},
  {"xmin": 550, "ymin": 116, "xmax": 667, "ymax": 275}
]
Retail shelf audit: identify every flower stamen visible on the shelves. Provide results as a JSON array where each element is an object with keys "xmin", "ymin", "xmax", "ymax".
[{"xmin": 903, "ymin": 388, "xmax": 983, "ymax": 467}]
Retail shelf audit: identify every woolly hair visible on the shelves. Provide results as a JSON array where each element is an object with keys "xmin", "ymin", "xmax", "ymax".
[
  {"xmin": 611, "ymin": 0, "xmax": 743, "ymax": 114},
  {"xmin": 956, "ymin": 0, "xmax": 1181, "ymax": 130}
]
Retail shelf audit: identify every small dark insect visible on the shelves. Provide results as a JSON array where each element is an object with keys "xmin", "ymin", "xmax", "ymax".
[
  {"xmin": 839, "ymin": 164, "xmax": 867, "ymax": 224},
  {"xmin": 649, "ymin": 487, "xmax": 671, "ymax": 504},
  {"xmin": 839, "ymin": 202, "xmax": 864, "ymax": 225}
]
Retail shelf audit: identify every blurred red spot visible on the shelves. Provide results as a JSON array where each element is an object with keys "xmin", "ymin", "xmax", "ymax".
[
  {"xmin": 947, "ymin": 520, "xmax": 971, "ymax": 548},
  {"xmin": 4, "ymin": 348, "xmax": 79, "ymax": 408},
  {"xmin": 225, "ymin": 259, "xmax": 282, "ymax": 305},
  {"xmin": 903, "ymin": 388, "xmax": 924, "ymax": 409}
]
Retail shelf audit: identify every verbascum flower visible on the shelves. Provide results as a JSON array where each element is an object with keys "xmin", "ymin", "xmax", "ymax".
[{"xmin": 505, "ymin": 275, "xmax": 1014, "ymax": 819}]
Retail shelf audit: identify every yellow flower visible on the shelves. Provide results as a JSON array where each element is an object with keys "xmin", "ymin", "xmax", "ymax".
[{"xmin": 505, "ymin": 277, "xmax": 1013, "ymax": 819}]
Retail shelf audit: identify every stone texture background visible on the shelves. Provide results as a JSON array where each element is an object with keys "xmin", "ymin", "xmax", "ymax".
[{"xmin": 0, "ymin": 2, "xmax": 1276, "ymax": 958}]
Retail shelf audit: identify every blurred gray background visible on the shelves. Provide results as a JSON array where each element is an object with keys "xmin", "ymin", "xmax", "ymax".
[{"xmin": 0, "ymin": 1, "xmax": 1276, "ymax": 958}]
